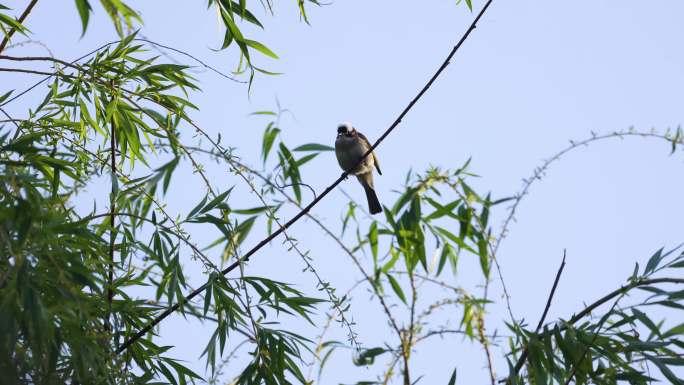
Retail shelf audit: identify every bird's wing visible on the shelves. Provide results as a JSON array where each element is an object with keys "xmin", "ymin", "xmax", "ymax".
[{"xmin": 357, "ymin": 131, "xmax": 382, "ymax": 175}]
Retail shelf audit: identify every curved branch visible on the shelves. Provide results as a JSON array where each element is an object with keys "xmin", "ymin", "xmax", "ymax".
[{"xmin": 494, "ymin": 130, "xmax": 684, "ymax": 255}]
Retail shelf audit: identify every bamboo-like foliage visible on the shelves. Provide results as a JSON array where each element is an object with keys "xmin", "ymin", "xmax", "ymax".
[{"xmin": 1, "ymin": 1, "xmax": 683, "ymax": 385}]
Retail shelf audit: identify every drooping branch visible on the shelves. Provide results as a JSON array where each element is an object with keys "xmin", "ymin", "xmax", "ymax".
[{"xmin": 115, "ymin": 0, "xmax": 496, "ymax": 354}]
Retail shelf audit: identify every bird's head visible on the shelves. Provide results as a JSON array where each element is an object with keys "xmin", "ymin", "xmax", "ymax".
[{"xmin": 337, "ymin": 122, "xmax": 355, "ymax": 137}]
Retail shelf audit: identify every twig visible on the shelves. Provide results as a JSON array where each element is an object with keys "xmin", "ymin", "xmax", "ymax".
[
  {"xmin": 403, "ymin": 272, "xmax": 418, "ymax": 385},
  {"xmin": 0, "ymin": 0, "xmax": 39, "ymax": 54},
  {"xmin": 134, "ymin": 36, "xmax": 244, "ymax": 83},
  {"xmin": 115, "ymin": 0, "xmax": 496, "ymax": 354},
  {"xmin": 4, "ymin": 39, "xmax": 55, "ymax": 57},
  {"xmin": 506, "ymin": 250, "xmax": 567, "ymax": 383},
  {"xmin": 107, "ymin": 108, "xmax": 116, "ymax": 334},
  {"xmin": 535, "ymin": 251, "xmax": 566, "ymax": 333},
  {"xmin": 494, "ymin": 129, "xmax": 684, "ymax": 259},
  {"xmin": 477, "ymin": 316, "xmax": 496, "ymax": 385}
]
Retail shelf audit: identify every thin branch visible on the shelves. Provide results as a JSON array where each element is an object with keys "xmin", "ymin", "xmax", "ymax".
[
  {"xmin": 494, "ymin": 129, "xmax": 684, "ymax": 258},
  {"xmin": 134, "ymin": 37, "xmax": 245, "ymax": 83},
  {"xmin": 4, "ymin": 39, "xmax": 55, "ymax": 57},
  {"xmin": 536, "ymin": 250, "xmax": 566, "ymax": 330},
  {"xmin": 115, "ymin": 0, "xmax": 496, "ymax": 354},
  {"xmin": 416, "ymin": 329, "xmax": 503, "ymax": 344},
  {"xmin": 308, "ymin": 279, "xmax": 365, "ymax": 382},
  {"xmin": 107, "ymin": 107, "xmax": 117, "ymax": 334},
  {"xmin": 403, "ymin": 271, "xmax": 418, "ymax": 385},
  {"xmin": 477, "ymin": 316, "xmax": 496, "ymax": 385},
  {"xmin": 506, "ymin": 250, "xmax": 566, "ymax": 382},
  {"xmin": 0, "ymin": 0, "xmax": 39, "ymax": 54},
  {"xmin": 0, "ymin": 67, "xmax": 56, "ymax": 76}
]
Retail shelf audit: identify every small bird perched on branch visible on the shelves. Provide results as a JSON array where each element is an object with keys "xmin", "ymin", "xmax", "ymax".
[{"xmin": 335, "ymin": 122, "xmax": 382, "ymax": 214}]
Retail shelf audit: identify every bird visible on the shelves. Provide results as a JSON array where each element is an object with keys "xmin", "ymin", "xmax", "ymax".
[{"xmin": 335, "ymin": 122, "xmax": 382, "ymax": 214}]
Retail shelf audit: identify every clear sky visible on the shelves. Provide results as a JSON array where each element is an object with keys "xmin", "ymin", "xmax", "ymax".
[{"xmin": 3, "ymin": 0, "xmax": 684, "ymax": 383}]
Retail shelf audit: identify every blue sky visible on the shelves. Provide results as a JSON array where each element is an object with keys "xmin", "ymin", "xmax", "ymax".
[{"xmin": 3, "ymin": 0, "xmax": 684, "ymax": 383}]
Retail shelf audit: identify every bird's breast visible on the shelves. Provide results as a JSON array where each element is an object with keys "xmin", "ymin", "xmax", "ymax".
[{"xmin": 335, "ymin": 136, "xmax": 373, "ymax": 175}]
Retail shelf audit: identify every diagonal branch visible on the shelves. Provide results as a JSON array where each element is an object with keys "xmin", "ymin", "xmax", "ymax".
[
  {"xmin": 115, "ymin": 0, "xmax": 496, "ymax": 354},
  {"xmin": 506, "ymin": 250, "xmax": 566, "ymax": 383},
  {"xmin": 0, "ymin": 0, "xmax": 39, "ymax": 54}
]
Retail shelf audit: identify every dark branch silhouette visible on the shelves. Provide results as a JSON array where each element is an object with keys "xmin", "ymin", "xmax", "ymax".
[{"xmin": 506, "ymin": 250, "xmax": 566, "ymax": 383}]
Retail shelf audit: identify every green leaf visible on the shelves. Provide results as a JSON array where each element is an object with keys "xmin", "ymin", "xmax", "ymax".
[
  {"xmin": 187, "ymin": 194, "xmax": 208, "ymax": 220},
  {"xmin": 0, "ymin": 89, "xmax": 13, "ymax": 104},
  {"xmin": 0, "ymin": 12, "xmax": 29, "ymax": 37},
  {"xmin": 244, "ymin": 39, "xmax": 278, "ymax": 59},
  {"xmin": 424, "ymin": 198, "xmax": 461, "ymax": 221},
  {"xmin": 232, "ymin": 205, "xmax": 275, "ymax": 215},
  {"xmin": 74, "ymin": 0, "xmax": 92, "ymax": 36},
  {"xmin": 477, "ymin": 235, "xmax": 489, "ymax": 278},
  {"xmin": 382, "ymin": 246, "xmax": 400, "ymax": 273},
  {"xmin": 295, "ymin": 153, "xmax": 318, "ymax": 167},
  {"xmin": 234, "ymin": 216, "xmax": 257, "ymax": 246},
  {"xmin": 646, "ymin": 355, "xmax": 684, "ymax": 385},
  {"xmin": 250, "ymin": 110, "xmax": 276, "ymax": 116},
  {"xmin": 200, "ymin": 188, "xmax": 233, "ymax": 214},
  {"xmin": 385, "ymin": 273, "xmax": 407, "ymax": 304},
  {"xmin": 261, "ymin": 124, "xmax": 280, "ymax": 164},
  {"xmin": 435, "ymin": 226, "xmax": 476, "ymax": 254},
  {"xmin": 203, "ymin": 275, "xmax": 213, "ymax": 316},
  {"xmin": 632, "ymin": 308, "xmax": 661, "ymax": 338},
  {"xmin": 292, "ymin": 143, "xmax": 334, "ymax": 152},
  {"xmin": 663, "ymin": 322, "xmax": 684, "ymax": 338},
  {"xmin": 228, "ymin": 1, "xmax": 263, "ymax": 28},
  {"xmin": 369, "ymin": 221, "xmax": 378, "ymax": 263},
  {"xmin": 353, "ymin": 347, "xmax": 387, "ymax": 366},
  {"xmin": 644, "ymin": 247, "xmax": 664, "ymax": 275}
]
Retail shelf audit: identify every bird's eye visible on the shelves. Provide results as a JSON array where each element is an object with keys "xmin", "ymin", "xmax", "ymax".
[{"xmin": 337, "ymin": 126, "xmax": 347, "ymax": 134}]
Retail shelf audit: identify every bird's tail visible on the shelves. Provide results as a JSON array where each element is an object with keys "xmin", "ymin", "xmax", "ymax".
[{"xmin": 358, "ymin": 174, "xmax": 382, "ymax": 215}]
